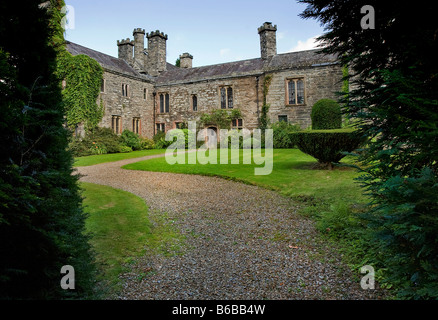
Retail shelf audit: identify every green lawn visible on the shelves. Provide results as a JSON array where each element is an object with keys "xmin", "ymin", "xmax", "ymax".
[
  {"xmin": 74, "ymin": 149, "xmax": 167, "ymax": 167},
  {"xmin": 81, "ymin": 182, "xmax": 184, "ymax": 294},
  {"xmin": 123, "ymin": 149, "xmax": 368, "ymax": 208}
]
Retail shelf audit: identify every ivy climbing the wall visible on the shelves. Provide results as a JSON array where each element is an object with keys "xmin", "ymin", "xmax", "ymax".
[
  {"xmin": 259, "ymin": 74, "xmax": 272, "ymax": 130},
  {"xmin": 56, "ymin": 51, "xmax": 104, "ymax": 132}
]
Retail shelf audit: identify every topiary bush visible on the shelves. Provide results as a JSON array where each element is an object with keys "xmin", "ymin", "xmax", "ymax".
[
  {"xmin": 293, "ymin": 129, "xmax": 365, "ymax": 168},
  {"xmin": 311, "ymin": 99, "xmax": 342, "ymax": 130}
]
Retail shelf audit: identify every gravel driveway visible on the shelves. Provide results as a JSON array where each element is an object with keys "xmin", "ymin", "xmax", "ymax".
[{"xmin": 77, "ymin": 154, "xmax": 383, "ymax": 300}]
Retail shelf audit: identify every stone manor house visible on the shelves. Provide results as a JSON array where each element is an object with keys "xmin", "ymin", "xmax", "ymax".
[{"xmin": 67, "ymin": 22, "xmax": 342, "ymax": 139}]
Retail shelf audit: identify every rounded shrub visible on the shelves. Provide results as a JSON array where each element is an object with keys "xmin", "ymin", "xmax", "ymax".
[
  {"xmin": 293, "ymin": 129, "xmax": 365, "ymax": 168},
  {"xmin": 121, "ymin": 129, "xmax": 142, "ymax": 151},
  {"xmin": 311, "ymin": 99, "xmax": 342, "ymax": 130}
]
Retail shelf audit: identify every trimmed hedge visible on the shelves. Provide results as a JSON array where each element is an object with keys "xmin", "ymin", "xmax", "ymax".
[
  {"xmin": 292, "ymin": 129, "xmax": 365, "ymax": 167},
  {"xmin": 311, "ymin": 99, "xmax": 342, "ymax": 130}
]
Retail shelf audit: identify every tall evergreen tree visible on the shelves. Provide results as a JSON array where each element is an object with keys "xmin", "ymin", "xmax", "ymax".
[
  {"xmin": 0, "ymin": 0, "xmax": 96, "ymax": 299},
  {"xmin": 299, "ymin": 0, "xmax": 438, "ymax": 298}
]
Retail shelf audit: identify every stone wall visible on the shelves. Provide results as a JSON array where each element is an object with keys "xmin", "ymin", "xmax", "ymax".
[
  {"xmin": 265, "ymin": 63, "xmax": 344, "ymax": 128},
  {"xmin": 152, "ymin": 63, "xmax": 343, "ymax": 134},
  {"xmin": 154, "ymin": 76, "xmax": 260, "ymax": 132},
  {"xmin": 99, "ymin": 70, "xmax": 155, "ymax": 138}
]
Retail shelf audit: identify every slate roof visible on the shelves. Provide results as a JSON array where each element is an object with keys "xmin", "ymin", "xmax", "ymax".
[
  {"xmin": 156, "ymin": 49, "xmax": 338, "ymax": 86},
  {"xmin": 66, "ymin": 41, "xmax": 338, "ymax": 85},
  {"xmin": 66, "ymin": 41, "xmax": 150, "ymax": 79}
]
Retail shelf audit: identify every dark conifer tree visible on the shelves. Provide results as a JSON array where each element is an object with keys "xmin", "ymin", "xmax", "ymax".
[{"xmin": 0, "ymin": 0, "xmax": 96, "ymax": 299}]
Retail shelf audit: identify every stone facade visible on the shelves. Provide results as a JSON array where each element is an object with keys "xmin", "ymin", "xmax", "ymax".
[{"xmin": 67, "ymin": 22, "xmax": 343, "ymax": 139}]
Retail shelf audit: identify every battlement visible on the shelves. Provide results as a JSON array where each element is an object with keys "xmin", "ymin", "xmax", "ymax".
[
  {"xmin": 117, "ymin": 38, "xmax": 134, "ymax": 46},
  {"xmin": 147, "ymin": 30, "xmax": 168, "ymax": 40},
  {"xmin": 133, "ymin": 28, "xmax": 145, "ymax": 35},
  {"xmin": 258, "ymin": 22, "xmax": 277, "ymax": 34}
]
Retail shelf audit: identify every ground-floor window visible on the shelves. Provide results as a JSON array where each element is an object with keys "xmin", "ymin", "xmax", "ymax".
[
  {"xmin": 278, "ymin": 115, "xmax": 288, "ymax": 122},
  {"xmin": 112, "ymin": 115, "xmax": 122, "ymax": 134},
  {"xmin": 231, "ymin": 118, "xmax": 243, "ymax": 129},
  {"xmin": 156, "ymin": 123, "xmax": 166, "ymax": 133},
  {"xmin": 133, "ymin": 117, "xmax": 141, "ymax": 134}
]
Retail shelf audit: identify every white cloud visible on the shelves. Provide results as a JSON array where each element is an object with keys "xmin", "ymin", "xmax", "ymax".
[{"xmin": 289, "ymin": 35, "xmax": 322, "ymax": 52}]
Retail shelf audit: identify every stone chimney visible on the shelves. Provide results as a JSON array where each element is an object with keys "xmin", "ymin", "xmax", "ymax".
[
  {"xmin": 133, "ymin": 28, "xmax": 146, "ymax": 70},
  {"xmin": 117, "ymin": 38, "xmax": 134, "ymax": 65},
  {"xmin": 258, "ymin": 22, "xmax": 277, "ymax": 60},
  {"xmin": 179, "ymin": 52, "xmax": 193, "ymax": 68},
  {"xmin": 146, "ymin": 30, "xmax": 168, "ymax": 76}
]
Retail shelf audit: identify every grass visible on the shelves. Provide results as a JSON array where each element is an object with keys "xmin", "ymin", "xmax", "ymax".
[
  {"xmin": 74, "ymin": 149, "xmax": 167, "ymax": 167},
  {"xmin": 123, "ymin": 149, "xmax": 368, "ymax": 209},
  {"xmin": 81, "ymin": 182, "xmax": 185, "ymax": 295}
]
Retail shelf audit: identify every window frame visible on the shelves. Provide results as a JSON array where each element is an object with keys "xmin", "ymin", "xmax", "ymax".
[
  {"xmin": 191, "ymin": 94, "xmax": 198, "ymax": 112},
  {"xmin": 158, "ymin": 92, "xmax": 170, "ymax": 113},
  {"xmin": 285, "ymin": 77, "xmax": 306, "ymax": 106},
  {"xmin": 231, "ymin": 118, "xmax": 243, "ymax": 130},
  {"xmin": 278, "ymin": 115, "xmax": 288, "ymax": 123},
  {"xmin": 122, "ymin": 83, "xmax": 129, "ymax": 97},
  {"xmin": 112, "ymin": 115, "xmax": 122, "ymax": 134},
  {"xmin": 156, "ymin": 123, "xmax": 166, "ymax": 133},
  {"xmin": 132, "ymin": 117, "xmax": 141, "ymax": 134},
  {"xmin": 219, "ymin": 86, "xmax": 234, "ymax": 109}
]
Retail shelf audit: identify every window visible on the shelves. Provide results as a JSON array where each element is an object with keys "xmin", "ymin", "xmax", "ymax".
[
  {"xmin": 156, "ymin": 123, "xmax": 165, "ymax": 133},
  {"xmin": 231, "ymin": 118, "xmax": 243, "ymax": 130},
  {"xmin": 278, "ymin": 115, "xmax": 288, "ymax": 122},
  {"xmin": 220, "ymin": 86, "xmax": 233, "ymax": 109},
  {"xmin": 165, "ymin": 93, "xmax": 170, "ymax": 113},
  {"xmin": 286, "ymin": 78, "xmax": 305, "ymax": 105},
  {"xmin": 100, "ymin": 79, "xmax": 105, "ymax": 93},
  {"xmin": 122, "ymin": 83, "xmax": 129, "ymax": 97},
  {"xmin": 175, "ymin": 122, "xmax": 183, "ymax": 129},
  {"xmin": 112, "ymin": 116, "xmax": 122, "ymax": 134},
  {"xmin": 133, "ymin": 117, "xmax": 140, "ymax": 134},
  {"xmin": 192, "ymin": 95, "xmax": 198, "ymax": 112},
  {"xmin": 143, "ymin": 88, "xmax": 147, "ymax": 100},
  {"xmin": 159, "ymin": 93, "xmax": 170, "ymax": 113}
]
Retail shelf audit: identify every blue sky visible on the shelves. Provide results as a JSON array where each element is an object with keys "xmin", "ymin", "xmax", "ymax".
[{"xmin": 64, "ymin": 0, "xmax": 324, "ymax": 67}]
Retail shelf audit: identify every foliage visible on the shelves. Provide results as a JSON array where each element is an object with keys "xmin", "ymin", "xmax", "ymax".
[
  {"xmin": 293, "ymin": 129, "xmax": 364, "ymax": 168},
  {"xmin": 300, "ymin": 0, "xmax": 438, "ymax": 298},
  {"xmin": 270, "ymin": 121, "xmax": 302, "ymax": 148},
  {"xmin": 311, "ymin": 99, "xmax": 342, "ymax": 130},
  {"xmin": 56, "ymin": 52, "xmax": 104, "ymax": 132},
  {"xmin": 153, "ymin": 131, "xmax": 173, "ymax": 149},
  {"xmin": 259, "ymin": 74, "xmax": 273, "ymax": 130},
  {"xmin": 121, "ymin": 130, "xmax": 142, "ymax": 151},
  {"xmin": 0, "ymin": 0, "xmax": 96, "ymax": 299},
  {"xmin": 175, "ymin": 58, "xmax": 181, "ymax": 68},
  {"xmin": 199, "ymin": 109, "xmax": 242, "ymax": 130},
  {"xmin": 69, "ymin": 127, "xmax": 122, "ymax": 157}
]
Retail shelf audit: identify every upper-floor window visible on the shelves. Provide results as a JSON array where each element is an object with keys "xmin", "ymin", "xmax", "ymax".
[
  {"xmin": 286, "ymin": 78, "xmax": 305, "ymax": 105},
  {"xmin": 122, "ymin": 83, "xmax": 129, "ymax": 97},
  {"xmin": 143, "ymin": 88, "xmax": 148, "ymax": 100},
  {"xmin": 192, "ymin": 95, "xmax": 198, "ymax": 112},
  {"xmin": 101, "ymin": 79, "xmax": 105, "ymax": 93},
  {"xmin": 220, "ymin": 86, "xmax": 233, "ymax": 109},
  {"xmin": 159, "ymin": 93, "xmax": 170, "ymax": 113}
]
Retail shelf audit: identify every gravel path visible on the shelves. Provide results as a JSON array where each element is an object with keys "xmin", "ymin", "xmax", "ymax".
[{"xmin": 77, "ymin": 154, "xmax": 383, "ymax": 300}]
